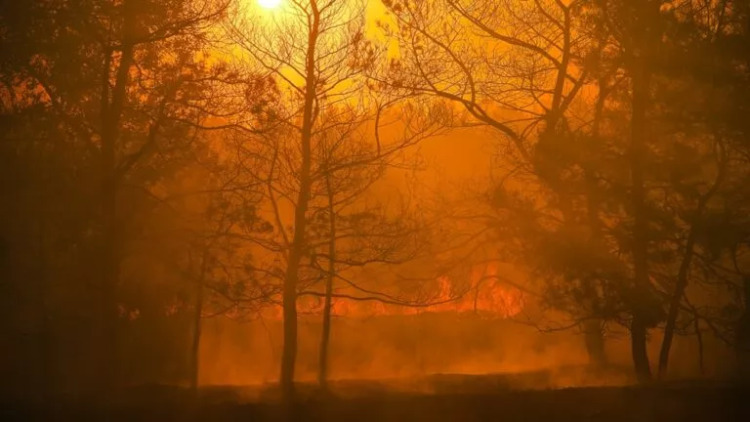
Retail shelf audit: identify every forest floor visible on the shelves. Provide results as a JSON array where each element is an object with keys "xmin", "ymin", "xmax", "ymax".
[{"xmin": 2, "ymin": 371, "xmax": 749, "ymax": 421}]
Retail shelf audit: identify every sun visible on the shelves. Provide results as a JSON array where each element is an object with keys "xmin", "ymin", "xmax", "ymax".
[{"xmin": 258, "ymin": 0, "xmax": 282, "ymax": 9}]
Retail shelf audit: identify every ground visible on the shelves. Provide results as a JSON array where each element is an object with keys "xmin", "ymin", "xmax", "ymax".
[{"xmin": 2, "ymin": 373, "xmax": 748, "ymax": 421}]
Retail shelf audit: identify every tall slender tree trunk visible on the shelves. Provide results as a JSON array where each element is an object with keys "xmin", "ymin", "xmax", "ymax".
[
  {"xmin": 318, "ymin": 172, "xmax": 336, "ymax": 390},
  {"xmin": 629, "ymin": 93, "xmax": 653, "ymax": 382},
  {"xmin": 658, "ymin": 141, "xmax": 724, "ymax": 378},
  {"xmin": 280, "ymin": 1, "xmax": 320, "ymax": 403},
  {"xmin": 97, "ymin": 0, "xmax": 136, "ymax": 392},
  {"xmin": 658, "ymin": 233, "xmax": 696, "ymax": 378},
  {"xmin": 628, "ymin": 10, "xmax": 655, "ymax": 382},
  {"xmin": 694, "ymin": 316, "xmax": 704, "ymax": 376},
  {"xmin": 624, "ymin": 0, "xmax": 670, "ymax": 383},
  {"xmin": 99, "ymin": 52, "xmax": 134, "ymax": 394},
  {"xmin": 190, "ymin": 285, "xmax": 203, "ymax": 393},
  {"xmin": 582, "ymin": 79, "xmax": 610, "ymax": 369},
  {"xmin": 190, "ymin": 252, "xmax": 207, "ymax": 393},
  {"xmin": 630, "ymin": 315, "xmax": 651, "ymax": 382}
]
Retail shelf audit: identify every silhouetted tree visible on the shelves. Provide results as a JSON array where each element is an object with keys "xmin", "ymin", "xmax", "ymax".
[
  {"xmin": 0, "ymin": 0, "xmax": 232, "ymax": 395},
  {"xmin": 226, "ymin": 0, "xmax": 449, "ymax": 399}
]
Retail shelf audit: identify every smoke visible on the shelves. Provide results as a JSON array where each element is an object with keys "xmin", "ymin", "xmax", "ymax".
[
  {"xmin": 201, "ymin": 313, "xmax": 591, "ymax": 386},
  {"xmin": 197, "ymin": 309, "xmax": 737, "ymax": 399}
]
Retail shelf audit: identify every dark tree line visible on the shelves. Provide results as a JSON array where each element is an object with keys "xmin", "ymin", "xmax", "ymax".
[
  {"xmin": 0, "ymin": 0, "xmax": 447, "ymax": 402},
  {"xmin": 383, "ymin": 0, "xmax": 750, "ymax": 381}
]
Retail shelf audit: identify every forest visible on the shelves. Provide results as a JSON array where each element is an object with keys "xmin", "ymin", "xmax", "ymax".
[{"xmin": 1, "ymin": 0, "xmax": 750, "ymax": 420}]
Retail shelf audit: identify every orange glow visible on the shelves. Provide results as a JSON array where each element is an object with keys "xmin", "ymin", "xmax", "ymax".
[
  {"xmin": 257, "ymin": 0, "xmax": 282, "ymax": 9},
  {"xmin": 8, "ymin": 0, "xmax": 741, "ymax": 406},
  {"xmin": 261, "ymin": 263, "xmax": 525, "ymax": 320}
]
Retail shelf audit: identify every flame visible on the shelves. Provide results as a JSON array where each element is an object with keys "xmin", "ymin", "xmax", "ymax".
[{"xmin": 260, "ymin": 263, "xmax": 525, "ymax": 320}]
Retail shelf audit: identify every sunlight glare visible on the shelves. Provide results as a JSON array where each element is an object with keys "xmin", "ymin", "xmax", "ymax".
[{"xmin": 258, "ymin": 0, "xmax": 282, "ymax": 9}]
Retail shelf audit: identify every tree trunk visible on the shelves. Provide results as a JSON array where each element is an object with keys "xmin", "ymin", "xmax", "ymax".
[
  {"xmin": 189, "ymin": 286, "xmax": 203, "ymax": 393},
  {"xmin": 318, "ymin": 173, "xmax": 336, "ymax": 390},
  {"xmin": 630, "ymin": 317, "xmax": 651, "ymax": 382},
  {"xmin": 189, "ymin": 252, "xmax": 207, "ymax": 393},
  {"xmin": 658, "ymin": 233, "xmax": 696, "ymax": 379},
  {"xmin": 659, "ymin": 138, "xmax": 724, "ymax": 379},
  {"xmin": 280, "ymin": 1, "xmax": 320, "ymax": 403},
  {"xmin": 581, "ymin": 77, "xmax": 610, "ymax": 369},
  {"xmin": 628, "ymin": 17, "xmax": 654, "ymax": 382},
  {"xmin": 98, "ymin": 21, "xmax": 135, "ymax": 391}
]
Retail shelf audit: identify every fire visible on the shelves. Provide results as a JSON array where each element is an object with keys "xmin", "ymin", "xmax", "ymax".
[
  {"xmin": 266, "ymin": 263, "xmax": 525, "ymax": 320},
  {"xmin": 423, "ymin": 265, "xmax": 525, "ymax": 318}
]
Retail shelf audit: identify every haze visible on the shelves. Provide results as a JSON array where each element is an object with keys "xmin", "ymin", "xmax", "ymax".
[{"xmin": 1, "ymin": 0, "xmax": 749, "ymax": 420}]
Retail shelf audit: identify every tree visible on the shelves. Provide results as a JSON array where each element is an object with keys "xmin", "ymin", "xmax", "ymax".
[
  {"xmin": 382, "ymin": 0, "xmax": 638, "ymax": 371},
  {"xmin": 93, "ymin": 0, "xmax": 229, "ymax": 390},
  {"xmin": 585, "ymin": 0, "xmax": 668, "ymax": 383},
  {"xmin": 307, "ymin": 106, "xmax": 434, "ymax": 389},
  {"xmin": 226, "ymin": 0, "xmax": 346, "ymax": 399},
  {"xmin": 226, "ymin": 0, "xmax": 442, "ymax": 398},
  {"xmin": 225, "ymin": 0, "xmax": 460, "ymax": 397},
  {"xmin": 0, "ymin": 0, "xmax": 232, "ymax": 394},
  {"xmin": 652, "ymin": 0, "xmax": 750, "ymax": 378}
]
